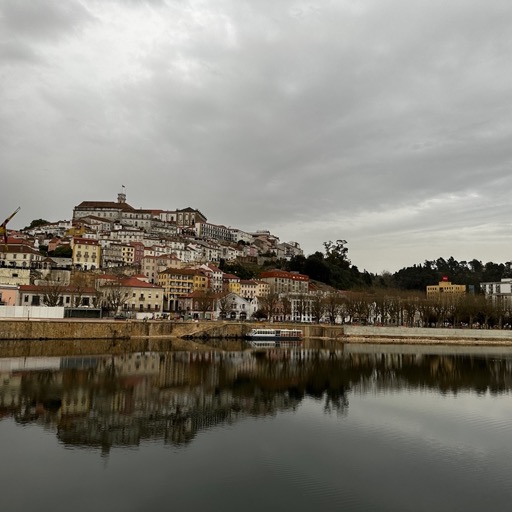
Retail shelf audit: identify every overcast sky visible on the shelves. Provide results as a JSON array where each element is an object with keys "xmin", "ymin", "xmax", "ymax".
[{"xmin": 2, "ymin": 0, "xmax": 512, "ymax": 274}]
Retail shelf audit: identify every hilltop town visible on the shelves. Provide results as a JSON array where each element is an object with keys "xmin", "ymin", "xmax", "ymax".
[
  {"xmin": 2, "ymin": 192, "xmax": 512, "ymax": 327},
  {"xmin": 0, "ymin": 192, "xmax": 318, "ymax": 321}
]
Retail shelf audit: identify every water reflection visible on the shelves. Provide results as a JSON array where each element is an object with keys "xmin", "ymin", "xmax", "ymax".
[{"xmin": 1, "ymin": 345, "xmax": 512, "ymax": 455}]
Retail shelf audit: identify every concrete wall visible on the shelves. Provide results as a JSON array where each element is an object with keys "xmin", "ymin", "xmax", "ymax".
[
  {"xmin": 343, "ymin": 325, "xmax": 512, "ymax": 340},
  {"xmin": 0, "ymin": 306, "xmax": 65, "ymax": 319}
]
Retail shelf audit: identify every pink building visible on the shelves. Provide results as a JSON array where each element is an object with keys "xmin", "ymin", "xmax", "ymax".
[{"xmin": 0, "ymin": 284, "xmax": 19, "ymax": 306}]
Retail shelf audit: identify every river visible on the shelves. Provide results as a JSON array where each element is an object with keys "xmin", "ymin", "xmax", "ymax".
[{"xmin": 1, "ymin": 341, "xmax": 512, "ymax": 511}]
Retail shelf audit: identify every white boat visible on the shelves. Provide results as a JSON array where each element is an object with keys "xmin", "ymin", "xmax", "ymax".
[{"xmin": 246, "ymin": 328, "xmax": 303, "ymax": 348}]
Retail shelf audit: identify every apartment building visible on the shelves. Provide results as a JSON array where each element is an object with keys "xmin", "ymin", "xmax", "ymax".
[
  {"xmin": 157, "ymin": 268, "xmax": 208, "ymax": 311},
  {"xmin": 481, "ymin": 278, "xmax": 512, "ymax": 305},
  {"xmin": 198, "ymin": 263, "xmax": 224, "ymax": 293},
  {"xmin": 142, "ymin": 254, "xmax": 184, "ymax": 283},
  {"xmin": 0, "ymin": 242, "xmax": 44, "ymax": 269},
  {"xmin": 240, "ymin": 280, "xmax": 258, "ymax": 300},
  {"xmin": 195, "ymin": 222, "xmax": 232, "ymax": 242},
  {"xmin": 259, "ymin": 270, "xmax": 309, "ymax": 294},
  {"xmin": 222, "ymin": 273, "xmax": 241, "ymax": 295},
  {"xmin": 19, "ymin": 284, "xmax": 98, "ymax": 307},
  {"xmin": 98, "ymin": 276, "xmax": 163, "ymax": 314},
  {"xmin": 72, "ymin": 237, "xmax": 101, "ymax": 270}
]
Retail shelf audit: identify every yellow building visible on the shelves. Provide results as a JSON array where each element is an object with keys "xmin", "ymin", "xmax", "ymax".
[
  {"xmin": 255, "ymin": 280, "xmax": 270, "ymax": 298},
  {"xmin": 222, "ymin": 273, "xmax": 241, "ymax": 295},
  {"xmin": 426, "ymin": 278, "xmax": 466, "ymax": 297},
  {"xmin": 157, "ymin": 268, "xmax": 208, "ymax": 311},
  {"xmin": 72, "ymin": 237, "xmax": 101, "ymax": 270},
  {"xmin": 120, "ymin": 244, "xmax": 135, "ymax": 265},
  {"xmin": 240, "ymin": 279, "xmax": 258, "ymax": 299}
]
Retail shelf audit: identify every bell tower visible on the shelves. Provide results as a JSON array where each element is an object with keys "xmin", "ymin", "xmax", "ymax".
[{"xmin": 117, "ymin": 185, "xmax": 126, "ymax": 204}]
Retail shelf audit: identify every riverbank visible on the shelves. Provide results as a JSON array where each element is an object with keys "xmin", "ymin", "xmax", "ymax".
[
  {"xmin": 342, "ymin": 325, "xmax": 512, "ymax": 345},
  {"xmin": 2, "ymin": 319, "xmax": 512, "ymax": 348},
  {"xmin": 0, "ymin": 319, "xmax": 343, "ymax": 341}
]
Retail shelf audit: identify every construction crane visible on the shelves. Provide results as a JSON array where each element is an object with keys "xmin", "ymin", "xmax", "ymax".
[{"xmin": 1, "ymin": 207, "xmax": 21, "ymax": 245}]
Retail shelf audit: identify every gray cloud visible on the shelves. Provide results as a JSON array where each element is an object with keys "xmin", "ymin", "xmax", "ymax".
[
  {"xmin": 1, "ymin": 0, "xmax": 512, "ymax": 273},
  {"xmin": 0, "ymin": 0, "xmax": 93, "ymax": 42}
]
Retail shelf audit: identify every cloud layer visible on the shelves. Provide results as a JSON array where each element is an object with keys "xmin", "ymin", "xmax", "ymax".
[{"xmin": 2, "ymin": 0, "xmax": 512, "ymax": 272}]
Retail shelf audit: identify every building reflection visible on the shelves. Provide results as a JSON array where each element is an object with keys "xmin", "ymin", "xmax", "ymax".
[{"xmin": 1, "ymin": 347, "xmax": 512, "ymax": 454}]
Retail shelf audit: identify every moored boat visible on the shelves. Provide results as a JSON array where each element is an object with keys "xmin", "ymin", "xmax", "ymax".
[{"xmin": 246, "ymin": 328, "xmax": 303, "ymax": 348}]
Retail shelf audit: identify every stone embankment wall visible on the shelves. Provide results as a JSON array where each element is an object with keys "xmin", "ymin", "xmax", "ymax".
[
  {"xmin": 0, "ymin": 320, "xmax": 347, "ymax": 341},
  {"xmin": 4, "ymin": 320, "xmax": 511, "ymax": 345}
]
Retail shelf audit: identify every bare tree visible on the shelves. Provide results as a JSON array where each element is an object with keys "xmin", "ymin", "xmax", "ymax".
[
  {"xmin": 351, "ymin": 292, "xmax": 371, "ymax": 324},
  {"xmin": 92, "ymin": 289, "xmax": 103, "ymax": 309},
  {"xmin": 102, "ymin": 281, "xmax": 129, "ymax": 315},
  {"xmin": 70, "ymin": 272, "xmax": 89, "ymax": 307},
  {"xmin": 280, "ymin": 295, "xmax": 292, "ymax": 322},
  {"xmin": 194, "ymin": 290, "xmax": 216, "ymax": 319},
  {"xmin": 310, "ymin": 292, "xmax": 325, "ymax": 324},
  {"xmin": 217, "ymin": 293, "xmax": 231, "ymax": 320},
  {"xmin": 259, "ymin": 287, "xmax": 280, "ymax": 321},
  {"xmin": 41, "ymin": 280, "xmax": 65, "ymax": 307},
  {"xmin": 401, "ymin": 292, "xmax": 421, "ymax": 327},
  {"xmin": 324, "ymin": 292, "xmax": 342, "ymax": 324}
]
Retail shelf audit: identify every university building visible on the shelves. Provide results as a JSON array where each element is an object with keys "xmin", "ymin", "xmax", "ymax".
[{"xmin": 426, "ymin": 277, "xmax": 466, "ymax": 298}]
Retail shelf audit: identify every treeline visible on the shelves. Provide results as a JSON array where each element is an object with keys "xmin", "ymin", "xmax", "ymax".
[
  {"xmin": 224, "ymin": 240, "xmax": 375, "ymax": 289},
  {"xmin": 330, "ymin": 290, "xmax": 512, "ymax": 329},
  {"xmin": 389, "ymin": 257, "xmax": 512, "ymax": 291},
  {"xmin": 226, "ymin": 245, "xmax": 512, "ymax": 293}
]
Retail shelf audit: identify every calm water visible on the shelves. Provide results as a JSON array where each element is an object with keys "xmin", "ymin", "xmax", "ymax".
[{"xmin": 1, "ymin": 343, "xmax": 512, "ymax": 512}]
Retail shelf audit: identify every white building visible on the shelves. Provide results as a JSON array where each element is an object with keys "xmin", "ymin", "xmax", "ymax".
[{"xmin": 481, "ymin": 279, "xmax": 512, "ymax": 305}]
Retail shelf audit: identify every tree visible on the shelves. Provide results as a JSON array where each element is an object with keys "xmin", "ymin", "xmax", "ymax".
[
  {"xmin": 280, "ymin": 296, "xmax": 292, "ymax": 322},
  {"xmin": 24, "ymin": 218, "xmax": 48, "ymax": 230},
  {"xmin": 310, "ymin": 292, "xmax": 325, "ymax": 324},
  {"xmin": 217, "ymin": 293, "xmax": 231, "ymax": 320},
  {"xmin": 324, "ymin": 292, "xmax": 343, "ymax": 324},
  {"xmin": 252, "ymin": 308, "xmax": 267, "ymax": 320},
  {"xmin": 287, "ymin": 254, "xmax": 306, "ymax": 274},
  {"xmin": 70, "ymin": 272, "xmax": 89, "ymax": 307},
  {"xmin": 102, "ymin": 281, "xmax": 128, "ymax": 315},
  {"xmin": 41, "ymin": 280, "xmax": 65, "ymax": 307},
  {"xmin": 304, "ymin": 254, "xmax": 331, "ymax": 284},
  {"xmin": 52, "ymin": 246, "xmax": 73, "ymax": 258},
  {"xmin": 324, "ymin": 240, "xmax": 350, "ymax": 269},
  {"xmin": 194, "ymin": 290, "xmax": 216, "ymax": 319},
  {"xmin": 259, "ymin": 288, "xmax": 280, "ymax": 321}
]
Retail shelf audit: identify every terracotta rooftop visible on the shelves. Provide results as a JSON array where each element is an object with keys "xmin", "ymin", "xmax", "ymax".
[{"xmin": 76, "ymin": 201, "xmax": 136, "ymax": 211}]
